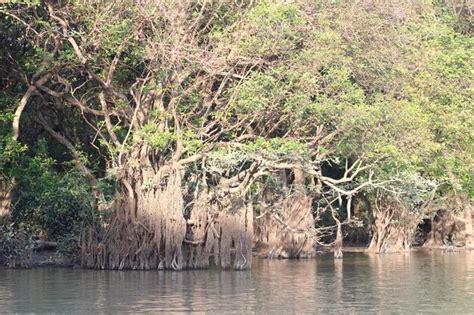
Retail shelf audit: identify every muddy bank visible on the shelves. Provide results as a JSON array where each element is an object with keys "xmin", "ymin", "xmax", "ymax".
[
  {"xmin": 0, "ymin": 241, "xmax": 75, "ymax": 268},
  {"xmin": 3, "ymin": 244, "xmax": 470, "ymax": 269}
]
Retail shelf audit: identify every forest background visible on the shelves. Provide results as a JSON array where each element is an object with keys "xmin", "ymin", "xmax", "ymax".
[{"xmin": 0, "ymin": 0, "xmax": 472, "ymax": 269}]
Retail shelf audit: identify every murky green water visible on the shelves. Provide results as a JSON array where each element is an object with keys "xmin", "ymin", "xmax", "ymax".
[{"xmin": 0, "ymin": 250, "xmax": 473, "ymax": 313}]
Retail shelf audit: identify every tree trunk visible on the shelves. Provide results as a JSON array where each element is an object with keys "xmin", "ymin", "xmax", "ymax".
[
  {"xmin": 263, "ymin": 169, "xmax": 315, "ymax": 258},
  {"xmin": 293, "ymin": 168, "xmax": 306, "ymax": 194},
  {"xmin": 369, "ymin": 200, "xmax": 423, "ymax": 254},
  {"xmin": 184, "ymin": 189, "xmax": 253, "ymax": 269},
  {"xmin": 370, "ymin": 208, "xmax": 399, "ymax": 253},
  {"xmin": 81, "ymin": 145, "xmax": 187, "ymax": 270},
  {"xmin": 82, "ymin": 144, "xmax": 254, "ymax": 270},
  {"xmin": 423, "ymin": 219, "xmax": 444, "ymax": 248},
  {"xmin": 266, "ymin": 195, "xmax": 315, "ymax": 258},
  {"xmin": 0, "ymin": 180, "xmax": 13, "ymax": 224},
  {"xmin": 367, "ymin": 233, "xmax": 377, "ymax": 252},
  {"xmin": 423, "ymin": 209, "xmax": 460, "ymax": 248},
  {"xmin": 375, "ymin": 225, "xmax": 388, "ymax": 253},
  {"xmin": 334, "ymin": 217, "xmax": 343, "ymax": 259}
]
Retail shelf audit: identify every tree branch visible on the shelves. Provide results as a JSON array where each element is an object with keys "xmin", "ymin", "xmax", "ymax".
[
  {"xmin": 13, "ymin": 73, "xmax": 52, "ymax": 140},
  {"xmin": 36, "ymin": 115, "xmax": 107, "ymax": 210}
]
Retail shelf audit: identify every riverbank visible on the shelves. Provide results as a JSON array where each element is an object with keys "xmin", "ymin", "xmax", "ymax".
[
  {"xmin": 0, "ymin": 240, "xmax": 76, "ymax": 269},
  {"xmin": 3, "ymin": 245, "xmax": 469, "ymax": 269}
]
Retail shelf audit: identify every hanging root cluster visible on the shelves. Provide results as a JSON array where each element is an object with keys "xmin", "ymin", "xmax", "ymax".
[
  {"xmin": 82, "ymin": 158, "xmax": 253, "ymax": 270},
  {"xmin": 184, "ymin": 190, "xmax": 253, "ymax": 269},
  {"xmin": 368, "ymin": 200, "xmax": 426, "ymax": 253},
  {"xmin": 82, "ymin": 164, "xmax": 186, "ymax": 270},
  {"xmin": 255, "ymin": 194, "xmax": 316, "ymax": 258},
  {"xmin": 423, "ymin": 209, "xmax": 465, "ymax": 248}
]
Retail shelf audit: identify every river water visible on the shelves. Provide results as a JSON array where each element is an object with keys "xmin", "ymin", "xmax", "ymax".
[{"xmin": 0, "ymin": 250, "xmax": 473, "ymax": 313}]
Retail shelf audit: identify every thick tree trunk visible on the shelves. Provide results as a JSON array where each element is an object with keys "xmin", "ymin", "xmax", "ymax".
[
  {"xmin": 266, "ymin": 195, "xmax": 315, "ymax": 258},
  {"xmin": 256, "ymin": 169, "xmax": 316, "ymax": 259},
  {"xmin": 370, "ymin": 207, "xmax": 403, "ymax": 253},
  {"xmin": 185, "ymin": 189, "xmax": 253, "ymax": 269},
  {"xmin": 82, "ymin": 145, "xmax": 253, "ymax": 270},
  {"xmin": 423, "ymin": 209, "xmax": 460, "ymax": 248},
  {"xmin": 373, "ymin": 225, "xmax": 411, "ymax": 253},
  {"xmin": 293, "ymin": 169, "xmax": 306, "ymax": 194},
  {"xmin": 82, "ymin": 146, "xmax": 186, "ymax": 270},
  {"xmin": 367, "ymin": 234, "xmax": 377, "ymax": 252},
  {"xmin": 368, "ymin": 207, "xmax": 390, "ymax": 253},
  {"xmin": 369, "ymin": 200, "xmax": 424, "ymax": 254},
  {"xmin": 423, "ymin": 219, "xmax": 445, "ymax": 248}
]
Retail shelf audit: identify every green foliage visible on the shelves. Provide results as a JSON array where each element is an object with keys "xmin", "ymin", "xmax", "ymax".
[
  {"xmin": 206, "ymin": 149, "xmax": 249, "ymax": 175},
  {"xmin": 182, "ymin": 130, "xmax": 203, "ymax": 155},
  {"xmin": 13, "ymin": 152, "xmax": 95, "ymax": 241},
  {"xmin": 244, "ymin": 137, "xmax": 307, "ymax": 160},
  {"xmin": 221, "ymin": 1, "xmax": 472, "ymax": 198},
  {"xmin": 0, "ymin": 137, "xmax": 27, "ymax": 180},
  {"xmin": 0, "ymin": 225, "xmax": 32, "ymax": 267},
  {"xmin": 135, "ymin": 123, "xmax": 176, "ymax": 151},
  {"xmin": 1, "ymin": 0, "xmax": 472, "ymax": 262},
  {"xmin": 237, "ymin": 2, "xmax": 303, "ymax": 58},
  {"xmin": 232, "ymin": 72, "xmax": 283, "ymax": 115}
]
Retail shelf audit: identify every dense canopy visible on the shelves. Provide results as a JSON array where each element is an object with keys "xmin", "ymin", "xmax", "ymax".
[{"xmin": 0, "ymin": 0, "xmax": 472, "ymax": 269}]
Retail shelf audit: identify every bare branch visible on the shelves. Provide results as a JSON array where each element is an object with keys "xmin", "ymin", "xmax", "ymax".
[
  {"xmin": 13, "ymin": 73, "xmax": 52, "ymax": 140},
  {"xmin": 98, "ymin": 92, "xmax": 121, "ymax": 147}
]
